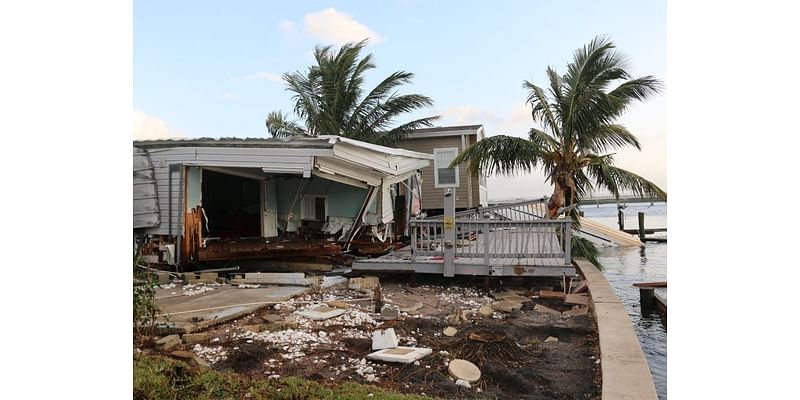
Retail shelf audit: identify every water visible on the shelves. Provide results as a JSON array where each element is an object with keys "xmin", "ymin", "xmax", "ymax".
[{"xmin": 581, "ymin": 202, "xmax": 667, "ymax": 400}]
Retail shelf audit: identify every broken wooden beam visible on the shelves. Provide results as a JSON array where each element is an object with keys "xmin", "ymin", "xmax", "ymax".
[
  {"xmin": 633, "ymin": 281, "xmax": 667, "ymax": 288},
  {"xmin": 538, "ymin": 290, "xmax": 567, "ymax": 300}
]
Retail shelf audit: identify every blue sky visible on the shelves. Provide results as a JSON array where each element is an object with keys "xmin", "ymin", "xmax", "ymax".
[{"xmin": 134, "ymin": 0, "xmax": 666, "ymax": 199}]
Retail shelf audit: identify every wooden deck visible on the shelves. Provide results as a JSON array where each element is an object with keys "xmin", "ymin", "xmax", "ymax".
[{"xmin": 354, "ymin": 227, "xmax": 576, "ymax": 277}]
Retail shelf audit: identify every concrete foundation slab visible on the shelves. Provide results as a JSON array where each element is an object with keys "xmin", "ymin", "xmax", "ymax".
[
  {"xmin": 298, "ymin": 306, "xmax": 346, "ymax": 321},
  {"xmin": 154, "ymin": 285, "xmax": 307, "ymax": 333}
]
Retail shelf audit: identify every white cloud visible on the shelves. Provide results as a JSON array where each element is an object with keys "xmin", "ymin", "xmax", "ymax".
[
  {"xmin": 230, "ymin": 72, "xmax": 283, "ymax": 83},
  {"xmin": 133, "ymin": 110, "xmax": 185, "ymax": 140},
  {"xmin": 302, "ymin": 8, "xmax": 382, "ymax": 45}
]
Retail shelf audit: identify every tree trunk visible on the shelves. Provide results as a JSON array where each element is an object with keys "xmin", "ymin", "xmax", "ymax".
[{"xmin": 547, "ymin": 181, "xmax": 565, "ymax": 219}]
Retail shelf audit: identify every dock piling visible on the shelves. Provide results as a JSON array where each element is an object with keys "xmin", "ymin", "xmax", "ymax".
[{"xmin": 638, "ymin": 212, "xmax": 646, "ymax": 241}]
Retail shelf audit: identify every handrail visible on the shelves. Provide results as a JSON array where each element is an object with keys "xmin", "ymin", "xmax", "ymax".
[{"xmin": 408, "ymin": 217, "xmax": 571, "ymax": 265}]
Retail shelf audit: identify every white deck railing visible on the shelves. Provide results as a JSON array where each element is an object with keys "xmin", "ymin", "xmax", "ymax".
[{"xmin": 409, "ymin": 218, "xmax": 571, "ymax": 266}]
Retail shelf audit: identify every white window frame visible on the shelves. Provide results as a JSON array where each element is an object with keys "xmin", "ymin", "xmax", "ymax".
[
  {"xmin": 300, "ymin": 195, "xmax": 328, "ymax": 221},
  {"xmin": 433, "ymin": 147, "xmax": 460, "ymax": 188}
]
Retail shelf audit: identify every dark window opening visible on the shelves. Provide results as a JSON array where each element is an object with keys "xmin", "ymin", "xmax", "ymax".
[{"xmin": 201, "ymin": 169, "xmax": 261, "ymax": 238}]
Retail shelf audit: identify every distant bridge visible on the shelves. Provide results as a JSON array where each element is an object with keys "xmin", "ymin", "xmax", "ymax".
[
  {"xmin": 490, "ymin": 194, "xmax": 666, "ymax": 207},
  {"xmin": 581, "ymin": 194, "xmax": 666, "ymax": 206}
]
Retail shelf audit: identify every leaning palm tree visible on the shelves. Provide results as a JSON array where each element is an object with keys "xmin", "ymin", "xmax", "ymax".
[
  {"xmin": 266, "ymin": 40, "xmax": 439, "ymax": 146},
  {"xmin": 451, "ymin": 36, "xmax": 666, "ymax": 265}
]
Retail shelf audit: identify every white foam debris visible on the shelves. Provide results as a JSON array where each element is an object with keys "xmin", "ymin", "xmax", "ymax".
[{"xmin": 182, "ymin": 282, "xmax": 222, "ymax": 296}]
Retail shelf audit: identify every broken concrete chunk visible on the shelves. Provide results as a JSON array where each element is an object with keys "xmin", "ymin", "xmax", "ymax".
[
  {"xmin": 492, "ymin": 300, "xmax": 523, "ymax": 313},
  {"xmin": 198, "ymin": 272, "xmax": 218, "ymax": 283},
  {"xmin": 155, "ymin": 334, "xmax": 181, "ymax": 351},
  {"xmin": 544, "ymin": 336, "xmax": 558, "ymax": 343},
  {"xmin": 533, "ymin": 304, "xmax": 561, "ymax": 315},
  {"xmin": 367, "ymin": 347, "xmax": 432, "ymax": 363},
  {"xmin": 242, "ymin": 324, "xmax": 262, "ymax": 333},
  {"xmin": 380, "ymin": 305, "xmax": 400, "ymax": 321},
  {"xmin": 448, "ymin": 359, "xmax": 481, "ymax": 383},
  {"xmin": 181, "ymin": 332, "xmax": 209, "ymax": 345},
  {"xmin": 298, "ymin": 306, "xmax": 346, "ymax": 321},
  {"xmin": 348, "ymin": 276, "xmax": 380, "ymax": 292},
  {"xmin": 261, "ymin": 314, "xmax": 283, "ymax": 323},
  {"xmin": 443, "ymin": 327, "xmax": 458, "ymax": 337},
  {"xmin": 372, "ymin": 328, "xmax": 399, "ymax": 350},
  {"xmin": 455, "ymin": 379, "xmax": 471, "ymax": 389},
  {"xmin": 327, "ymin": 300, "xmax": 350, "ymax": 309},
  {"xmin": 478, "ymin": 306, "xmax": 494, "ymax": 317}
]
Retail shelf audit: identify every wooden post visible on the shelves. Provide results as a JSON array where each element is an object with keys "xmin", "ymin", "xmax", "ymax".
[
  {"xmin": 638, "ymin": 212, "xmax": 646, "ymax": 241},
  {"xmin": 578, "ymin": 211, "xmax": 585, "ymax": 217},
  {"xmin": 639, "ymin": 287, "xmax": 655, "ymax": 314},
  {"xmin": 618, "ymin": 208, "xmax": 625, "ymax": 230}
]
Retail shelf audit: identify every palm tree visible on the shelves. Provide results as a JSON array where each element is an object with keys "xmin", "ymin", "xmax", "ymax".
[
  {"xmin": 452, "ymin": 36, "xmax": 666, "ymax": 219},
  {"xmin": 266, "ymin": 40, "xmax": 439, "ymax": 146},
  {"xmin": 450, "ymin": 36, "xmax": 666, "ymax": 266}
]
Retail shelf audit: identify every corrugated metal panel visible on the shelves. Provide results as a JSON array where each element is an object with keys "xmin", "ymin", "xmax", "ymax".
[{"xmin": 133, "ymin": 147, "xmax": 161, "ymax": 228}]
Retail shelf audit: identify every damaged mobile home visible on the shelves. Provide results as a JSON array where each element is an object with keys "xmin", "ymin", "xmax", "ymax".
[{"xmin": 134, "ymin": 136, "xmax": 432, "ymax": 269}]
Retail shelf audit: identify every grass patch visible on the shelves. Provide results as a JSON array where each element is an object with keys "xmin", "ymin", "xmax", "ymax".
[{"xmin": 134, "ymin": 353, "xmax": 435, "ymax": 400}]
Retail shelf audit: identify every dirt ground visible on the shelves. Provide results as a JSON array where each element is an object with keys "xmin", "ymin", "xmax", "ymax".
[{"xmin": 142, "ymin": 275, "xmax": 600, "ymax": 400}]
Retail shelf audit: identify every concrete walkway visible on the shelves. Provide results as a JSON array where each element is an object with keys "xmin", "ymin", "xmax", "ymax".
[
  {"xmin": 574, "ymin": 258, "xmax": 658, "ymax": 400},
  {"xmin": 155, "ymin": 286, "xmax": 308, "ymax": 333}
]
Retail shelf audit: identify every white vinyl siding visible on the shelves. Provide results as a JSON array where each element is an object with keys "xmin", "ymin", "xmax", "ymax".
[{"xmin": 433, "ymin": 148, "xmax": 459, "ymax": 188}]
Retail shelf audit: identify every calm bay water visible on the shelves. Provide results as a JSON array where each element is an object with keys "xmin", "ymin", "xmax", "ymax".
[{"xmin": 581, "ymin": 202, "xmax": 667, "ymax": 400}]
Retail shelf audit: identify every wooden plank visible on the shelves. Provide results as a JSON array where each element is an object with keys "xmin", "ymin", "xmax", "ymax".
[
  {"xmin": 573, "ymin": 281, "xmax": 588, "ymax": 294},
  {"xmin": 564, "ymin": 293, "xmax": 590, "ymax": 306},
  {"xmin": 633, "ymin": 281, "xmax": 667, "ymax": 288},
  {"xmin": 538, "ymin": 290, "xmax": 566, "ymax": 300}
]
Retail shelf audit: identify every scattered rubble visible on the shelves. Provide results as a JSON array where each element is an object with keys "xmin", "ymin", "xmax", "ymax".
[{"xmin": 147, "ymin": 275, "xmax": 599, "ymax": 399}]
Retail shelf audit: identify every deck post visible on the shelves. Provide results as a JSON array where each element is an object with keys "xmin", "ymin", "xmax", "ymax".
[
  {"xmin": 638, "ymin": 212, "xmax": 646, "ymax": 241},
  {"xmin": 443, "ymin": 191, "xmax": 456, "ymax": 277},
  {"xmin": 618, "ymin": 207, "xmax": 625, "ymax": 230},
  {"xmin": 564, "ymin": 220, "xmax": 572, "ymax": 265}
]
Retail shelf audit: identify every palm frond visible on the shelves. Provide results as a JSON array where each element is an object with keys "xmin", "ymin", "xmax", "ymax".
[
  {"xmin": 572, "ymin": 236, "xmax": 602, "ymax": 269},
  {"xmin": 450, "ymin": 135, "xmax": 546, "ymax": 176},
  {"xmin": 579, "ymin": 124, "xmax": 641, "ymax": 153},
  {"xmin": 265, "ymin": 111, "xmax": 307, "ymax": 138},
  {"xmin": 587, "ymin": 161, "xmax": 667, "ymax": 200}
]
